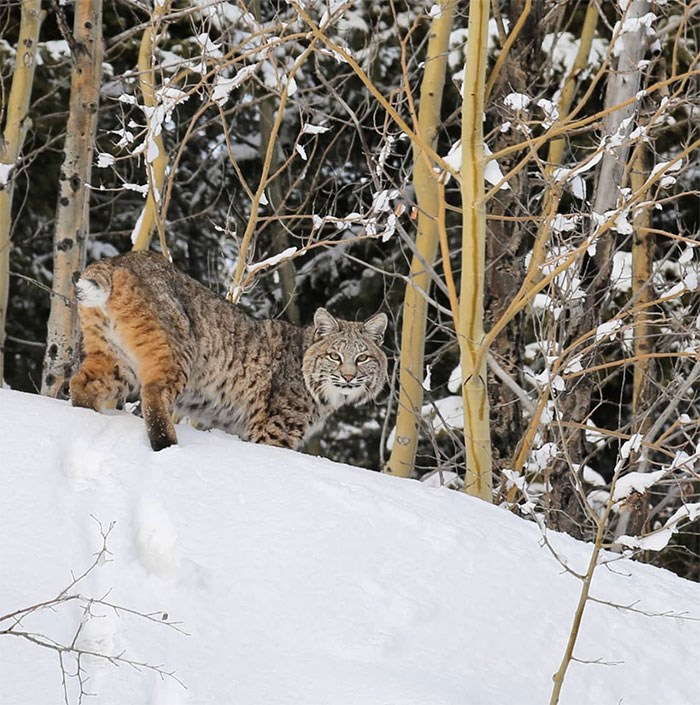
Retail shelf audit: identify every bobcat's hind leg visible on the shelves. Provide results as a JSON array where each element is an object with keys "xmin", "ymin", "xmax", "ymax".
[
  {"xmin": 141, "ymin": 383, "xmax": 179, "ymax": 451},
  {"xmin": 139, "ymin": 366, "xmax": 187, "ymax": 451},
  {"xmin": 106, "ymin": 267, "xmax": 190, "ymax": 451},
  {"xmin": 127, "ymin": 338, "xmax": 186, "ymax": 451}
]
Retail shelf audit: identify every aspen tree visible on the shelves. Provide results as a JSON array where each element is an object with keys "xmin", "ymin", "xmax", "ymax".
[
  {"xmin": 482, "ymin": 0, "xmax": 541, "ymax": 469},
  {"xmin": 630, "ymin": 150, "xmax": 654, "ymax": 435},
  {"xmin": 613, "ymin": 148, "xmax": 654, "ymax": 539},
  {"xmin": 252, "ymin": 0, "xmax": 300, "ymax": 326},
  {"xmin": 590, "ymin": 0, "xmax": 651, "ymax": 274},
  {"xmin": 42, "ymin": 0, "xmax": 103, "ymax": 397},
  {"xmin": 0, "ymin": 0, "xmax": 44, "ymax": 384},
  {"xmin": 131, "ymin": 0, "xmax": 171, "ymax": 255},
  {"xmin": 459, "ymin": 0, "xmax": 492, "ymax": 500},
  {"xmin": 227, "ymin": 46, "xmax": 315, "ymax": 300},
  {"xmin": 385, "ymin": 0, "xmax": 456, "ymax": 477},
  {"xmin": 543, "ymin": 1, "xmax": 599, "ymax": 182},
  {"xmin": 547, "ymin": 0, "xmax": 651, "ymax": 533}
]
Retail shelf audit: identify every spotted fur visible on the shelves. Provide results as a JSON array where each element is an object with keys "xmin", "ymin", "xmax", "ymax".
[{"xmin": 70, "ymin": 251, "xmax": 388, "ymax": 451}]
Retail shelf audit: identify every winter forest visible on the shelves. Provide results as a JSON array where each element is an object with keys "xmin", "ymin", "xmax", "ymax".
[{"xmin": 2, "ymin": 0, "xmax": 700, "ymax": 591}]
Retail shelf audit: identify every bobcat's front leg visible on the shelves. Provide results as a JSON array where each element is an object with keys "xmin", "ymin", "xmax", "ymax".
[
  {"xmin": 70, "ymin": 353, "xmax": 128, "ymax": 411},
  {"xmin": 247, "ymin": 407, "xmax": 309, "ymax": 450},
  {"xmin": 71, "ymin": 306, "xmax": 129, "ymax": 411}
]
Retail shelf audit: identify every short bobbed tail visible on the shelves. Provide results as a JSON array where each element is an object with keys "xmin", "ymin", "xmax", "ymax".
[{"xmin": 75, "ymin": 278, "xmax": 109, "ymax": 308}]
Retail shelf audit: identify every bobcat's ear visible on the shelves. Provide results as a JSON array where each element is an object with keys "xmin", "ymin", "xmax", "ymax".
[
  {"xmin": 363, "ymin": 312, "xmax": 388, "ymax": 344},
  {"xmin": 314, "ymin": 308, "xmax": 339, "ymax": 338}
]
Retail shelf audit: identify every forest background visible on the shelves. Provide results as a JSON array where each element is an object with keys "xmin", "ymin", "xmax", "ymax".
[{"xmin": 2, "ymin": 0, "xmax": 700, "ymax": 582}]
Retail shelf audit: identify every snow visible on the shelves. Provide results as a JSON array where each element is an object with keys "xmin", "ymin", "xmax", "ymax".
[
  {"xmin": 301, "ymin": 123, "xmax": 330, "ymax": 135},
  {"xmin": 551, "ymin": 214, "xmax": 579, "ymax": 233},
  {"xmin": 619, "ymin": 432, "xmax": 643, "ymax": 460},
  {"xmin": 422, "ymin": 364, "xmax": 432, "ymax": 391},
  {"xmin": 371, "ymin": 188, "xmax": 399, "ymax": 213},
  {"xmin": 247, "ymin": 246, "xmax": 298, "ymax": 274},
  {"xmin": 651, "ymin": 157, "xmax": 683, "ymax": 182},
  {"xmin": 118, "ymin": 93, "xmax": 138, "ymax": 106},
  {"xmin": 0, "ymin": 162, "xmax": 13, "ymax": 187},
  {"xmin": 541, "ymin": 32, "xmax": 606, "ymax": 80},
  {"xmin": 442, "ymin": 141, "xmax": 509, "ymax": 190},
  {"xmin": 191, "ymin": 0, "xmax": 244, "ymax": 31},
  {"xmin": 536, "ymin": 97, "xmax": 560, "ymax": 127},
  {"xmin": 2, "ymin": 389, "xmax": 700, "ymax": 705},
  {"xmin": 595, "ymin": 318, "xmax": 624, "ymax": 342},
  {"xmin": 553, "ymin": 151, "xmax": 603, "ymax": 200},
  {"xmin": 483, "ymin": 144, "xmax": 509, "ymax": 190},
  {"xmin": 129, "ymin": 210, "xmax": 145, "ymax": 244},
  {"xmin": 611, "ymin": 251, "xmax": 633, "ymax": 293},
  {"xmin": 447, "ymin": 364, "xmax": 461, "ymax": 393},
  {"xmin": 122, "ymin": 181, "xmax": 149, "ymax": 197},
  {"xmin": 425, "ymin": 395, "xmax": 464, "ymax": 433},
  {"xmin": 617, "ymin": 503, "xmax": 700, "ymax": 552},
  {"xmin": 146, "ymin": 134, "xmax": 161, "ymax": 163},
  {"xmin": 503, "ymin": 92, "xmax": 530, "ymax": 111},
  {"xmin": 39, "ymin": 40, "xmax": 70, "ymax": 63},
  {"xmin": 96, "ymin": 152, "xmax": 115, "ymax": 168},
  {"xmin": 612, "ymin": 12, "xmax": 657, "ymax": 57},
  {"xmin": 295, "ymin": 142, "xmax": 308, "ymax": 161},
  {"xmin": 612, "ymin": 469, "xmax": 665, "ymax": 501}
]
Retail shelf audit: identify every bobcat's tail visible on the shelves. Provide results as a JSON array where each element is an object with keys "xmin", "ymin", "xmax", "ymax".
[{"xmin": 75, "ymin": 261, "xmax": 113, "ymax": 308}]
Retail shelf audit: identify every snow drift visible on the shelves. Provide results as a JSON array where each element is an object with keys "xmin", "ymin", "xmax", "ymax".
[{"xmin": 1, "ymin": 389, "xmax": 698, "ymax": 704}]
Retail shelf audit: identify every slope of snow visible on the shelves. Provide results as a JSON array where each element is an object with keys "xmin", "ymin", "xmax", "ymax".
[{"xmin": 1, "ymin": 389, "xmax": 699, "ymax": 705}]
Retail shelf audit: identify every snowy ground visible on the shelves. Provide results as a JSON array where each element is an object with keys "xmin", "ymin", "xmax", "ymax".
[{"xmin": 1, "ymin": 388, "xmax": 698, "ymax": 705}]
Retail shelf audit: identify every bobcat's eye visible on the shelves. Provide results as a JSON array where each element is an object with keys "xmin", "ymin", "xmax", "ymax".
[
  {"xmin": 327, "ymin": 352, "xmax": 342, "ymax": 363},
  {"xmin": 356, "ymin": 353, "xmax": 370, "ymax": 364}
]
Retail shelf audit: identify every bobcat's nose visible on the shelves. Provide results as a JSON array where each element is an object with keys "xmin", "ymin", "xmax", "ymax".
[{"xmin": 340, "ymin": 365, "xmax": 356, "ymax": 382}]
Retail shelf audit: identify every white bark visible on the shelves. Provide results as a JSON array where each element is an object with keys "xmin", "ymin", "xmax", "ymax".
[
  {"xmin": 0, "ymin": 0, "xmax": 44, "ymax": 384},
  {"xmin": 42, "ymin": 0, "xmax": 103, "ymax": 397}
]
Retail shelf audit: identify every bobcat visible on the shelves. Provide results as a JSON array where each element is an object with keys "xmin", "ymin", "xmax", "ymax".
[{"xmin": 69, "ymin": 251, "xmax": 388, "ymax": 451}]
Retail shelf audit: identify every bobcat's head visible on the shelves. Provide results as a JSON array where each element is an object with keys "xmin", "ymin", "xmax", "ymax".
[{"xmin": 303, "ymin": 308, "xmax": 388, "ymax": 409}]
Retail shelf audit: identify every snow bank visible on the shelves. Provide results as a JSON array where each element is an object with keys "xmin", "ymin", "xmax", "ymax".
[{"xmin": 1, "ymin": 389, "xmax": 699, "ymax": 704}]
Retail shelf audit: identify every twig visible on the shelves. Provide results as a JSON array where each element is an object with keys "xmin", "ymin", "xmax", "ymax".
[{"xmin": 0, "ymin": 518, "xmax": 187, "ymax": 704}]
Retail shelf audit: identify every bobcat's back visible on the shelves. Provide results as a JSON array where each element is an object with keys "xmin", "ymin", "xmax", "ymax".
[{"xmin": 71, "ymin": 252, "xmax": 387, "ymax": 451}]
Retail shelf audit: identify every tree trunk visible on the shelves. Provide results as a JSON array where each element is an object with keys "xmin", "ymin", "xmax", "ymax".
[
  {"xmin": 544, "ymin": 0, "xmax": 599, "ymax": 179},
  {"xmin": 507, "ymin": 0, "xmax": 599, "ymax": 500},
  {"xmin": 227, "ymin": 39, "xmax": 318, "ymax": 303},
  {"xmin": 630, "ymin": 148, "xmax": 655, "ymax": 429},
  {"xmin": 459, "ymin": 0, "xmax": 492, "ymax": 501},
  {"xmin": 42, "ymin": 0, "xmax": 103, "ymax": 397},
  {"xmin": 0, "ymin": 0, "xmax": 44, "ymax": 384},
  {"xmin": 131, "ymin": 0, "xmax": 171, "ymax": 255},
  {"xmin": 590, "ymin": 0, "xmax": 651, "ymax": 275},
  {"xmin": 615, "ymin": 146, "xmax": 654, "ymax": 539},
  {"xmin": 384, "ymin": 0, "xmax": 455, "ymax": 477},
  {"xmin": 252, "ymin": 0, "xmax": 300, "ymax": 326},
  {"xmin": 547, "ymin": 0, "xmax": 651, "ymax": 536},
  {"xmin": 485, "ymin": 0, "xmax": 542, "ymax": 473}
]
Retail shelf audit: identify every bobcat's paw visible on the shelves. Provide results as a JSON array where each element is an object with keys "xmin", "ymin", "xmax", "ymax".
[
  {"xmin": 69, "ymin": 372, "xmax": 103, "ymax": 410},
  {"xmin": 150, "ymin": 434, "xmax": 177, "ymax": 452},
  {"xmin": 146, "ymin": 416, "xmax": 178, "ymax": 451}
]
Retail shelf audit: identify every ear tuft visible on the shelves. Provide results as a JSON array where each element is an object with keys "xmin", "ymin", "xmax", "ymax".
[
  {"xmin": 363, "ymin": 312, "xmax": 388, "ymax": 343},
  {"xmin": 314, "ymin": 308, "xmax": 339, "ymax": 338}
]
